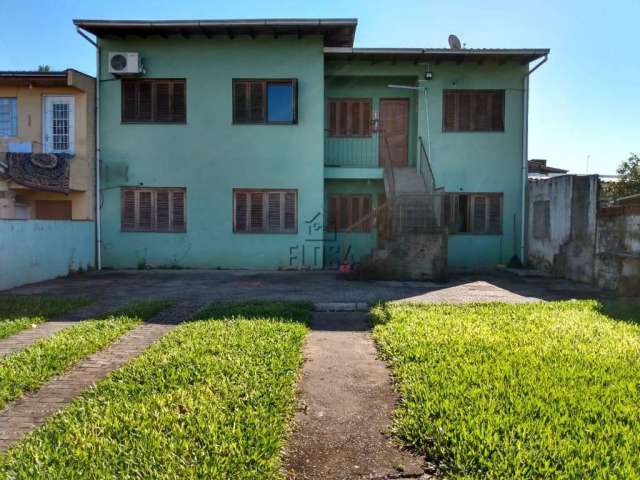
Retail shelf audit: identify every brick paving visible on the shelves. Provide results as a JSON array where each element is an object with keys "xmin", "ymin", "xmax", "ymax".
[
  {"xmin": 0, "ymin": 300, "xmax": 128, "ymax": 358},
  {"xmin": 0, "ymin": 301, "xmax": 204, "ymax": 452}
]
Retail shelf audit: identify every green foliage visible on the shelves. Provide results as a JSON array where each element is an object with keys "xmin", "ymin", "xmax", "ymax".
[
  {"xmin": 37, "ymin": 65, "xmax": 50, "ymax": 72},
  {"xmin": 604, "ymin": 152, "xmax": 640, "ymax": 199},
  {"xmin": 0, "ymin": 300, "xmax": 171, "ymax": 410},
  {"xmin": 372, "ymin": 300, "xmax": 640, "ymax": 479},
  {"xmin": 0, "ymin": 296, "xmax": 93, "ymax": 340},
  {"xmin": 0, "ymin": 301, "xmax": 310, "ymax": 479}
]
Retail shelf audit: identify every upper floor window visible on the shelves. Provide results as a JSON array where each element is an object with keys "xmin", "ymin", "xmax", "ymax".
[
  {"xmin": 121, "ymin": 79, "xmax": 186, "ymax": 123},
  {"xmin": 232, "ymin": 79, "xmax": 298, "ymax": 124},
  {"xmin": 327, "ymin": 99, "xmax": 372, "ymax": 137},
  {"xmin": 443, "ymin": 90, "xmax": 504, "ymax": 132},
  {"xmin": 0, "ymin": 98, "xmax": 17, "ymax": 136}
]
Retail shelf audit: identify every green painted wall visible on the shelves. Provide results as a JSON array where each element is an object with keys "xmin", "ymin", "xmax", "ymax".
[
  {"xmin": 326, "ymin": 60, "xmax": 527, "ymax": 270},
  {"xmin": 99, "ymin": 36, "xmax": 325, "ymax": 269},
  {"xmin": 324, "ymin": 76, "xmax": 418, "ymax": 168},
  {"xmin": 323, "ymin": 179, "xmax": 385, "ymax": 267}
]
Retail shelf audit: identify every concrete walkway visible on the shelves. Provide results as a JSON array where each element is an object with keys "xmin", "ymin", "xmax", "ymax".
[
  {"xmin": 0, "ymin": 300, "xmax": 128, "ymax": 358},
  {"xmin": 0, "ymin": 301, "xmax": 203, "ymax": 452},
  {"xmin": 286, "ymin": 312, "xmax": 430, "ymax": 480}
]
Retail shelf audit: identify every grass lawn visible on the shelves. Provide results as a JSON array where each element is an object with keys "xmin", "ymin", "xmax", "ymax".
[
  {"xmin": 0, "ymin": 296, "xmax": 93, "ymax": 340},
  {"xmin": 0, "ymin": 301, "xmax": 310, "ymax": 479},
  {"xmin": 0, "ymin": 300, "xmax": 171, "ymax": 410},
  {"xmin": 372, "ymin": 300, "xmax": 640, "ymax": 479}
]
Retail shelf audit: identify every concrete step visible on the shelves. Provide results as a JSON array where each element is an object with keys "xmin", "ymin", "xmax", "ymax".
[{"xmin": 387, "ymin": 167, "xmax": 428, "ymax": 195}]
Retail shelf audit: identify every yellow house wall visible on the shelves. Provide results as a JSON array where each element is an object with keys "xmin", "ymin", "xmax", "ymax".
[{"xmin": 0, "ymin": 73, "xmax": 95, "ymax": 220}]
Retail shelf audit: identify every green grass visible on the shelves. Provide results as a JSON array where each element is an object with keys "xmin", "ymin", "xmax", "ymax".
[
  {"xmin": 0, "ymin": 300, "xmax": 171, "ymax": 410},
  {"xmin": 0, "ymin": 296, "xmax": 93, "ymax": 340},
  {"xmin": 0, "ymin": 301, "xmax": 310, "ymax": 479},
  {"xmin": 372, "ymin": 300, "xmax": 640, "ymax": 479}
]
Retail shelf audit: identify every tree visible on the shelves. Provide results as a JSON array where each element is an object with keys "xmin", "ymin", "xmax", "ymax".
[
  {"xmin": 37, "ymin": 65, "xmax": 50, "ymax": 72},
  {"xmin": 603, "ymin": 153, "xmax": 640, "ymax": 200}
]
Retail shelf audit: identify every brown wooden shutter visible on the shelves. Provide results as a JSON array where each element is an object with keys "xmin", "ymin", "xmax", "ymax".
[
  {"xmin": 491, "ymin": 91, "xmax": 504, "ymax": 131},
  {"xmin": 267, "ymin": 192, "xmax": 281, "ymax": 231},
  {"xmin": 458, "ymin": 93, "xmax": 472, "ymax": 131},
  {"xmin": 122, "ymin": 82, "xmax": 137, "ymax": 122},
  {"xmin": 35, "ymin": 200, "xmax": 72, "ymax": 220},
  {"xmin": 138, "ymin": 191, "xmax": 153, "ymax": 229},
  {"xmin": 249, "ymin": 81, "xmax": 266, "ymax": 122},
  {"xmin": 472, "ymin": 195, "xmax": 487, "ymax": 233},
  {"xmin": 172, "ymin": 81, "xmax": 186, "ymax": 122},
  {"xmin": 327, "ymin": 196, "xmax": 338, "ymax": 231},
  {"xmin": 233, "ymin": 81, "xmax": 248, "ymax": 123},
  {"xmin": 443, "ymin": 92, "xmax": 456, "ymax": 131},
  {"xmin": 171, "ymin": 190, "xmax": 185, "ymax": 231},
  {"xmin": 235, "ymin": 191, "xmax": 248, "ymax": 232},
  {"xmin": 362, "ymin": 100, "xmax": 371, "ymax": 136},
  {"xmin": 138, "ymin": 82, "xmax": 152, "ymax": 121},
  {"xmin": 250, "ymin": 192, "xmax": 264, "ymax": 230},
  {"xmin": 155, "ymin": 82, "xmax": 172, "ymax": 122},
  {"xmin": 328, "ymin": 101, "xmax": 337, "ymax": 136},
  {"xmin": 488, "ymin": 194, "xmax": 502, "ymax": 234},
  {"xmin": 284, "ymin": 192, "xmax": 296, "ymax": 231},
  {"xmin": 338, "ymin": 197, "xmax": 349, "ymax": 230},
  {"xmin": 351, "ymin": 102, "xmax": 361, "ymax": 135},
  {"xmin": 156, "ymin": 191, "xmax": 170, "ymax": 231},
  {"xmin": 361, "ymin": 195, "xmax": 371, "ymax": 231},
  {"xmin": 351, "ymin": 196, "xmax": 361, "ymax": 231},
  {"xmin": 474, "ymin": 93, "xmax": 490, "ymax": 130},
  {"xmin": 122, "ymin": 189, "xmax": 136, "ymax": 230}
]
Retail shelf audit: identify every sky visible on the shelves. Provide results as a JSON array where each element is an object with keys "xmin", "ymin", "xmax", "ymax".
[{"xmin": 1, "ymin": 0, "xmax": 638, "ymax": 175}]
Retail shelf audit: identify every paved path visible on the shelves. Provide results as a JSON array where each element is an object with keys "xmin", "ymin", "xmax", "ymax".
[
  {"xmin": 0, "ymin": 301, "xmax": 203, "ymax": 452},
  {"xmin": 0, "ymin": 300, "xmax": 128, "ymax": 358},
  {"xmin": 286, "ymin": 312, "xmax": 429, "ymax": 480}
]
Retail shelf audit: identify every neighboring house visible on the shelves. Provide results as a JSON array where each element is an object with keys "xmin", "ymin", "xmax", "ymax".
[
  {"xmin": 74, "ymin": 18, "xmax": 548, "ymax": 272},
  {"xmin": 528, "ymin": 159, "xmax": 568, "ymax": 178},
  {"xmin": 0, "ymin": 70, "xmax": 95, "ymax": 220}
]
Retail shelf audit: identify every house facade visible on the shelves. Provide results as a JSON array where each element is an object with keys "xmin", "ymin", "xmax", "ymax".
[
  {"xmin": 75, "ymin": 19, "xmax": 548, "ymax": 273},
  {"xmin": 0, "ymin": 70, "xmax": 95, "ymax": 220}
]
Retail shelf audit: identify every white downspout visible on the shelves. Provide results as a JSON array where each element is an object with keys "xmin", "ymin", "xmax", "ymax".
[
  {"xmin": 76, "ymin": 28, "xmax": 101, "ymax": 270},
  {"xmin": 520, "ymin": 55, "xmax": 548, "ymax": 264}
]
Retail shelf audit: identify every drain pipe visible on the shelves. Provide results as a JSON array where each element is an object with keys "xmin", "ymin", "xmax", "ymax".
[
  {"xmin": 520, "ymin": 54, "xmax": 548, "ymax": 264},
  {"xmin": 76, "ymin": 27, "xmax": 101, "ymax": 270}
]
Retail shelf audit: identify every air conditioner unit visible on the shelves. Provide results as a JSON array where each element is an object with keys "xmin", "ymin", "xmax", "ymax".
[{"xmin": 108, "ymin": 52, "xmax": 143, "ymax": 75}]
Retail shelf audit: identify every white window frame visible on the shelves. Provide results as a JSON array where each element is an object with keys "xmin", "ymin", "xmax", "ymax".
[
  {"xmin": 43, "ymin": 95, "xmax": 75, "ymax": 154},
  {"xmin": 0, "ymin": 97, "xmax": 17, "ymax": 137}
]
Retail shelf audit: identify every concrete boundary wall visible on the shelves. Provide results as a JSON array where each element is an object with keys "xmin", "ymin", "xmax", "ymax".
[{"xmin": 0, "ymin": 220, "xmax": 95, "ymax": 291}]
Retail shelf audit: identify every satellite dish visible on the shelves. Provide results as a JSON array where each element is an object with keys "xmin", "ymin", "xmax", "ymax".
[{"xmin": 448, "ymin": 34, "xmax": 462, "ymax": 50}]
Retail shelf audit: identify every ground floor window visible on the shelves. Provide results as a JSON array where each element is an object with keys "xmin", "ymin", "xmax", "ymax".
[
  {"xmin": 233, "ymin": 189, "xmax": 297, "ymax": 233},
  {"xmin": 446, "ymin": 192, "xmax": 502, "ymax": 234},
  {"xmin": 121, "ymin": 187, "xmax": 186, "ymax": 232},
  {"xmin": 326, "ymin": 194, "xmax": 372, "ymax": 232},
  {"xmin": 35, "ymin": 200, "xmax": 72, "ymax": 220}
]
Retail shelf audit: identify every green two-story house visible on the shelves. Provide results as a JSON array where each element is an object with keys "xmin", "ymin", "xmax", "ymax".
[{"xmin": 74, "ymin": 18, "xmax": 548, "ymax": 274}]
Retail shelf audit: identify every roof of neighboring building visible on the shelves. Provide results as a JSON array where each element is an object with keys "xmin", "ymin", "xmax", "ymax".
[
  {"xmin": 528, "ymin": 159, "xmax": 569, "ymax": 175},
  {"xmin": 324, "ymin": 47, "xmax": 549, "ymax": 63},
  {"xmin": 73, "ymin": 19, "xmax": 358, "ymax": 47},
  {"xmin": 0, "ymin": 69, "xmax": 94, "ymax": 87}
]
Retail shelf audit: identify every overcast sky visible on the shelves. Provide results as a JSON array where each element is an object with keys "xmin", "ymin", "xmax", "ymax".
[{"xmin": 1, "ymin": 0, "xmax": 638, "ymax": 175}]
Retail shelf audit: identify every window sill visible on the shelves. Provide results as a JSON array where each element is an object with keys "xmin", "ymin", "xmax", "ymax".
[
  {"xmin": 121, "ymin": 230, "xmax": 187, "ymax": 233},
  {"xmin": 233, "ymin": 230, "xmax": 298, "ymax": 235}
]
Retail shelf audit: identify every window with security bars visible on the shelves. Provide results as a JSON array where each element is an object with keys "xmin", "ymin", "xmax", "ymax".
[
  {"xmin": 326, "ymin": 194, "xmax": 372, "ymax": 232},
  {"xmin": 232, "ymin": 79, "xmax": 298, "ymax": 124},
  {"xmin": 233, "ymin": 189, "xmax": 297, "ymax": 233},
  {"xmin": 0, "ymin": 98, "xmax": 17, "ymax": 136},
  {"xmin": 121, "ymin": 188, "xmax": 186, "ymax": 232},
  {"xmin": 443, "ymin": 90, "xmax": 504, "ymax": 132},
  {"xmin": 121, "ymin": 79, "xmax": 186, "ymax": 123},
  {"xmin": 52, "ymin": 103, "xmax": 70, "ymax": 150},
  {"xmin": 445, "ymin": 193, "xmax": 502, "ymax": 234},
  {"xmin": 327, "ymin": 99, "xmax": 372, "ymax": 137}
]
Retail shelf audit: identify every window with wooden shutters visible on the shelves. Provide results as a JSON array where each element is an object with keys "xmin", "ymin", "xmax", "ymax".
[
  {"xmin": 326, "ymin": 194, "xmax": 372, "ymax": 232},
  {"xmin": 442, "ymin": 90, "xmax": 504, "ymax": 132},
  {"xmin": 327, "ymin": 99, "xmax": 372, "ymax": 137},
  {"xmin": 121, "ymin": 188, "xmax": 187, "ymax": 232},
  {"xmin": 445, "ymin": 193, "xmax": 502, "ymax": 234},
  {"xmin": 233, "ymin": 189, "xmax": 297, "ymax": 233},
  {"xmin": 121, "ymin": 79, "xmax": 186, "ymax": 123},
  {"xmin": 232, "ymin": 79, "xmax": 297, "ymax": 124}
]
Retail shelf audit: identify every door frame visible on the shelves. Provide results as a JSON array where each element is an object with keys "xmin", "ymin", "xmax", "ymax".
[
  {"xmin": 42, "ymin": 95, "xmax": 75, "ymax": 154},
  {"xmin": 378, "ymin": 97, "xmax": 410, "ymax": 167}
]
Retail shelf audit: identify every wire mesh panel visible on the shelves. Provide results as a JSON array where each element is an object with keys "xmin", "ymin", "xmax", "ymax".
[{"xmin": 392, "ymin": 193, "xmax": 446, "ymax": 235}]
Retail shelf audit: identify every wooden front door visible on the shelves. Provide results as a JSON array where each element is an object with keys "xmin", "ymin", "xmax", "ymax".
[{"xmin": 379, "ymin": 98, "xmax": 409, "ymax": 167}]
